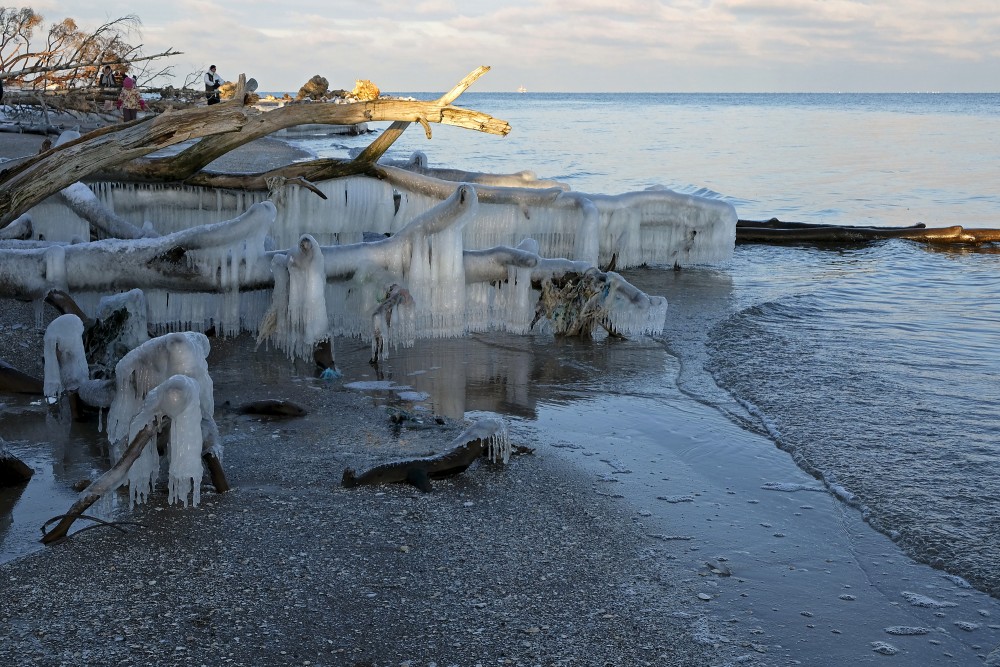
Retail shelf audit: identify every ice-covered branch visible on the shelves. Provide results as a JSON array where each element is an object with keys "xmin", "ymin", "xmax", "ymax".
[{"xmin": 0, "ymin": 201, "xmax": 275, "ymax": 299}]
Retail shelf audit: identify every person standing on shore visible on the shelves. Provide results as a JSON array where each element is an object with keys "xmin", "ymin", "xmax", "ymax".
[
  {"xmin": 98, "ymin": 65, "xmax": 116, "ymax": 88},
  {"xmin": 205, "ymin": 65, "xmax": 223, "ymax": 105},
  {"xmin": 115, "ymin": 74, "xmax": 146, "ymax": 122},
  {"xmin": 98, "ymin": 65, "xmax": 117, "ymax": 111}
]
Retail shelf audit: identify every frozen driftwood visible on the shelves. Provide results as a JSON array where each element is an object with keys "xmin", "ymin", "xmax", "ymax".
[{"xmin": 342, "ymin": 418, "xmax": 511, "ymax": 491}]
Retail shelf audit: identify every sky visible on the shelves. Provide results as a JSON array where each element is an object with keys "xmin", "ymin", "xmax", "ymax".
[{"xmin": 31, "ymin": 1, "xmax": 1000, "ymax": 93}]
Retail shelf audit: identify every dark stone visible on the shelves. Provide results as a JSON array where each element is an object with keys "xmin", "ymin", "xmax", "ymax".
[{"xmin": 0, "ymin": 449, "xmax": 34, "ymax": 487}]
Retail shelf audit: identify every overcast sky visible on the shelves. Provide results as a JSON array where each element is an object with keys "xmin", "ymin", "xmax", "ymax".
[{"xmin": 37, "ymin": 1, "xmax": 1000, "ymax": 93}]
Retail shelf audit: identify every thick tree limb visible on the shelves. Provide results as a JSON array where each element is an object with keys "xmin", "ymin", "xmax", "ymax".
[
  {"xmin": 0, "ymin": 104, "xmax": 253, "ymax": 228},
  {"xmin": 95, "ymin": 67, "xmax": 509, "ymax": 185},
  {"xmin": 0, "ymin": 201, "xmax": 276, "ymax": 299},
  {"xmin": 1, "ymin": 67, "xmax": 509, "ymax": 227}
]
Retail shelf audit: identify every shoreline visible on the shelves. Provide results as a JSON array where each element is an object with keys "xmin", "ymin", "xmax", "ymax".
[{"xmin": 2, "ymin": 132, "xmax": 1000, "ymax": 665}]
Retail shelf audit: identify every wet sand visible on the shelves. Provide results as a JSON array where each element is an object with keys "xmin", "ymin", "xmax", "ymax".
[{"xmin": 2, "ymin": 130, "xmax": 1000, "ymax": 666}]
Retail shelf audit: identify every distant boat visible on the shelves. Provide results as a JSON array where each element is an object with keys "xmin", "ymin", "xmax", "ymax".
[{"xmin": 517, "ymin": 85, "xmax": 527, "ymax": 94}]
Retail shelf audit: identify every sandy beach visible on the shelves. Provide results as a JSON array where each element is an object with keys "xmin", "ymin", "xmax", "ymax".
[{"xmin": 2, "ymin": 128, "xmax": 1000, "ymax": 667}]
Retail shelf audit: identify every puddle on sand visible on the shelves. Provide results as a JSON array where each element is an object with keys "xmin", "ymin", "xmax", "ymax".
[
  {"xmin": 2, "ymin": 330, "xmax": 674, "ymax": 564},
  {"xmin": 0, "ymin": 398, "xmax": 114, "ymax": 563}
]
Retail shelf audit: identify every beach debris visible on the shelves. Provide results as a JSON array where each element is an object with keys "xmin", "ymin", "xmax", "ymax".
[
  {"xmin": 704, "ymin": 560, "xmax": 732, "ymax": 577},
  {"xmin": 533, "ymin": 270, "xmax": 625, "ymax": 338},
  {"xmin": 759, "ymin": 481, "xmax": 824, "ymax": 493},
  {"xmin": 884, "ymin": 626, "xmax": 930, "ymax": 636},
  {"xmin": 737, "ymin": 218, "xmax": 1000, "ymax": 246},
  {"xmin": 234, "ymin": 399, "xmax": 308, "ymax": 418},
  {"xmin": 870, "ymin": 641, "xmax": 899, "ymax": 656},
  {"xmin": 0, "ymin": 358, "xmax": 43, "ymax": 395},
  {"xmin": 657, "ymin": 494, "xmax": 695, "ymax": 503},
  {"xmin": 954, "ymin": 620, "xmax": 981, "ymax": 632},
  {"xmin": 342, "ymin": 418, "xmax": 510, "ymax": 492},
  {"xmin": 0, "ymin": 447, "xmax": 34, "ymax": 486},
  {"xmin": 901, "ymin": 591, "xmax": 958, "ymax": 608}
]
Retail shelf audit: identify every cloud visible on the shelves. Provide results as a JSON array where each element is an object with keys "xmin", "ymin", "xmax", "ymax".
[{"xmin": 41, "ymin": 0, "xmax": 1000, "ymax": 91}]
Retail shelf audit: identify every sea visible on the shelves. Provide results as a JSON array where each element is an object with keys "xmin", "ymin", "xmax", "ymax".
[
  {"xmin": 285, "ymin": 91, "xmax": 1000, "ymax": 597},
  {"xmin": 4, "ymin": 92, "xmax": 1000, "ymax": 603}
]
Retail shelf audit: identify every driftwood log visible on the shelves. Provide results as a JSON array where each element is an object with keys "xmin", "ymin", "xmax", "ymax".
[
  {"xmin": 0, "ymin": 67, "xmax": 509, "ymax": 231},
  {"xmin": 342, "ymin": 419, "xmax": 510, "ymax": 492},
  {"xmin": 40, "ymin": 423, "xmax": 157, "ymax": 544},
  {"xmin": 737, "ymin": 219, "xmax": 1000, "ymax": 244}
]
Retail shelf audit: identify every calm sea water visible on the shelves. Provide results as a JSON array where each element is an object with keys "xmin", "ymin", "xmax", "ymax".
[{"xmin": 292, "ymin": 92, "xmax": 1000, "ymax": 596}]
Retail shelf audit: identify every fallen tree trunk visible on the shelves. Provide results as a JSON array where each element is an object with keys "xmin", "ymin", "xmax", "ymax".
[
  {"xmin": 0, "ymin": 201, "xmax": 276, "ymax": 299},
  {"xmin": 737, "ymin": 219, "xmax": 1000, "ymax": 244},
  {"xmin": 0, "ymin": 68, "xmax": 511, "ymax": 229}
]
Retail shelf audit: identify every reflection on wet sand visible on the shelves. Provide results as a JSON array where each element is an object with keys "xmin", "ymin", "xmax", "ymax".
[
  {"xmin": 1, "ymin": 314, "xmax": 678, "ymax": 563},
  {"xmin": 0, "ymin": 399, "xmax": 113, "ymax": 562}
]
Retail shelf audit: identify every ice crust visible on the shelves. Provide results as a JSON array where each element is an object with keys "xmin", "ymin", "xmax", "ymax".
[
  {"xmin": 22, "ymin": 155, "xmax": 733, "ymax": 358},
  {"xmin": 106, "ymin": 332, "xmax": 214, "ymax": 507},
  {"xmin": 42, "ymin": 314, "xmax": 88, "ymax": 399}
]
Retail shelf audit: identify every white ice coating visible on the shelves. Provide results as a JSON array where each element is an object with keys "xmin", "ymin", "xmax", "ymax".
[
  {"xmin": 258, "ymin": 234, "xmax": 332, "ymax": 360},
  {"xmin": 27, "ymin": 157, "xmax": 734, "ymax": 267},
  {"xmin": 18, "ymin": 153, "xmax": 729, "ymax": 354},
  {"xmin": 459, "ymin": 417, "xmax": 511, "ymax": 464},
  {"xmin": 0, "ymin": 213, "xmax": 31, "ymax": 240},
  {"xmin": 106, "ymin": 332, "xmax": 214, "ymax": 507},
  {"xmin": 96, "ymin": 288, "xmax": 150, "ymax": 358},
  {"xmin": 42, "ymin": 314, "xmax": 89, "ymax": 399},
  {"xmin": 126, "ymin": 374, "xmax": 205, "ymax": 508}
]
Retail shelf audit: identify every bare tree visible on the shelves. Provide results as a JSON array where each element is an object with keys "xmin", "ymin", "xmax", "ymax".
[{"xmin": 0, "ymin": 6, "xmax": 182, "ymax": 111}]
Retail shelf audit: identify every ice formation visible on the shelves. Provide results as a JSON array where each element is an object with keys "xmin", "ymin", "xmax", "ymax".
[
  {"xmin": 257, "ymin": 234, "xmax": 332, "ymax": 361},
  {"xmin": 470, "ymin": 417, "xmax": 511, "ymax": 464},
  {"xmin": 124, "ymin": 374, "xmax": 206, "ymax": 507},
  {"xmin": 91, "ymin": 288, "xmax": 151, "ymax": 372},
  {"xmin": 106, "ymin": 332, "xmax": 215, "ymax": 506},
  {"xmin": 24, "ymin": 154, "xmax": 734, "ymax": 269},
  {"xmin": 10, "ymin": 151, "xmax": 735, "ymax": 357},
  {"xmin": 43, "ymin": 314, "xmax": 89, "ymax": 399}
]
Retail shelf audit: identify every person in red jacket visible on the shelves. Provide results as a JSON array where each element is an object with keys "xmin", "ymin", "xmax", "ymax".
[{"xmin": 116, "ymin": 75, "xmax": 147, "ymax": 122}]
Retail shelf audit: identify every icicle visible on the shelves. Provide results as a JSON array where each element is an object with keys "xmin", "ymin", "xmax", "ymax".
[{"xmin": 42, "ymin": 314, "xmax": 88, "ymax": 400}]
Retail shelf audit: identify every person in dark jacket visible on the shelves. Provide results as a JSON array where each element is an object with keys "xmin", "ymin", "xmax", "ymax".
[{"xmin": 205, "ymin": 65, "xmax": 223, "ymax": 105}]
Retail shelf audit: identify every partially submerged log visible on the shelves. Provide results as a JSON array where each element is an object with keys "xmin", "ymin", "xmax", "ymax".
[
  {"xmin": 0, "ymin": 448, "xmax": 34, "ymax": 486},
  {"xmin": 342, "ymin": 418, "xmax": 510, "ymax": 491},
  {"xmin": 737, "ymin": 219, "xmax": 1000, "ymax": 245}
]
